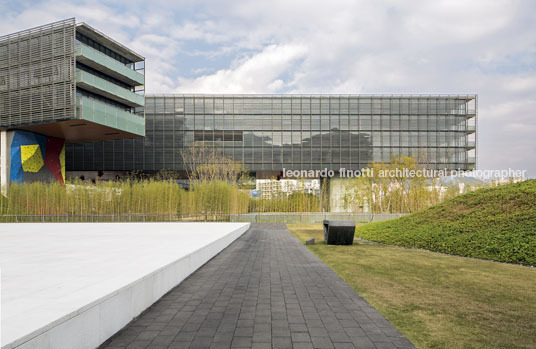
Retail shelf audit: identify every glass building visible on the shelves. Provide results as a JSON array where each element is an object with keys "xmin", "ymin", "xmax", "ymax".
[{"xmin": 66, "ymin": 95, "xmax": 477, "ymax": 178}]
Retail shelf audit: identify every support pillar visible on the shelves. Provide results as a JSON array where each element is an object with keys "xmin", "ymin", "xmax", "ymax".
[
  {"xmin": 329, "ymin": 175, "xmax": 352, "ymax": 213},
  {"xmin": 1, "ymin": 130, "xmax": 10, "ymax": 196},
  {"xmin": 319, "ymin": 176, "xmax": 330, "ymax": 212}
]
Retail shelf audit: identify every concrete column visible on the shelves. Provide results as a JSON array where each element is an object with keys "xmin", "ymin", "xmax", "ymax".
[
  {"xmin": 329, "ymin": 175, "xmax": 351, "ymax": 213},
  {"xmin": 1, "ymin": 130, "xmax": 10, "ymax": 196},
  {"xmin": 319, "ymin": 176, "xmax": 330, "ymax": 212}
]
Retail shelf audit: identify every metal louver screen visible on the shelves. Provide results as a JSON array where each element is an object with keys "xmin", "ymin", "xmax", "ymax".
[{"xmin": 0, "ymin": 18, "xmax": 76, "ymax": 128}]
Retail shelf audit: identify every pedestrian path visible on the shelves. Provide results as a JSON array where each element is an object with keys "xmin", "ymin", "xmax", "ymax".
[{"xmin": 102, "ymin": 223, "xmax": 414, "ymax": 349}]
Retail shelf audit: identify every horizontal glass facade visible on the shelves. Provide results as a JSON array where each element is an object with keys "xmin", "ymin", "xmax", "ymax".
[
  {"xmin": 66, "ymin": 95, "xmax": 477, "ymax": 175},
  {"xmin": 75, "ymin": 70, "xmax": 144, "ymax": 107},
  {"xmin": 76, "ymin": 95, "xmax": 145, "ymax": 136},
  {"xmin": 75, "ymin": 43, "xmax": 145, "ymax": 85}
]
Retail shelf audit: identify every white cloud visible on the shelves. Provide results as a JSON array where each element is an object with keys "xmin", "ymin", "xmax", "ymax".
[
  {"xmin": 478, "ymin": 98, "xmax": 536, "ymax": 170},
  {"xmin": 403, "ymin": 0, "xmax": 517, "ymax": 43},
  {"xmin": 504, "ymin": 76, "xmax": 536, "ymax": 92},
  {"xmin": 175, "ymin": 44, "xmax": 307, "ymax": 93}
]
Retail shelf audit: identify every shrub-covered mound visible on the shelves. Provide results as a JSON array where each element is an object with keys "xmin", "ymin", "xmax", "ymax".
[{"xmin": 356, "ymin": 180, "xmax": 536, "ymax": 266}]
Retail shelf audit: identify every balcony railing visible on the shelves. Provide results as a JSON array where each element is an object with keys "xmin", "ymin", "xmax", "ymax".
[
  {"xmin": 75, "ymin": 70, "xmax": 144, "ymax": 107},
  {"xmin": 76, "ymin": 96, "xmax": 145, "ymax": 136},
  {"xmin": 466, "ymin": 141, "xmax": 476, "ymax": 148},
  {"xmin": 467, "ymin": 157, "xmax": 476, "ymax": 163},
  {"xmin": 75, "ymin": 43, "xmax": 144, "ymax": 86},
  {"xmin": 466, "ymin": 124, "xmax": 476, "ymax": 132}
]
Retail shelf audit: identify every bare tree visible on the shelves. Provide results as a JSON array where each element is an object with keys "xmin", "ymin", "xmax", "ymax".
[{"xmin": 181, "ymin": 142, "xmax": 247, "ymax": 183}]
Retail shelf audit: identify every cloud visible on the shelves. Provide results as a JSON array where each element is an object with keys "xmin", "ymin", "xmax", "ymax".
[
  {"xmin": 175, "ymin": 44, "xmax": 308, "ymax": 93},
  {"xmin": 479, "ymin": 98, "xmax": 536, "ymax": 170},
  {"xmin": 504, "ymin": 76, "xmax": 536, "ymax": 92},
  {"xmin": 402, "ymin": 0, "xmax": 517, "ymax": 43}
]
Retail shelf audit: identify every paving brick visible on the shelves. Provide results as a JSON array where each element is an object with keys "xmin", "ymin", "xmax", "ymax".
[
  {"xmin": 234, "ymin": 327, "xmax": 253, "ymax": 337},
  {"xmin": 290, "ymin": 323, "xmax": 309, "ymax": 332},
  {"xmin": 309, "ymin": 327, "xmax": 329, "ymax": 338},
  {"xmin": 231, "ymin": 336, "xmax": 252, "ymax": 348},
  {"xmin": 126, "ymin": 340, "xmax": 151, "ymax": 349},
  {"xmin": 173, "ymin": 331, "xmax": 196, "ymax": 342},
  {"xmin": 210, "ymin": 342, "xmax": 231, "ymax": 349},
  {"xmin": 197, "ymin": 326, "xmax": 218, "ymax": 337},
  {"xmin": 311, "ymin": 336, "xmax": 335, "ymax": 348},
  {"xmin": 272, "ymin": 336, "xmax": 292, "ymax": 349},
  {"xmin": 190, "ymin": 336, "xmax": 213, "ymax": 348},
  {"xmin": 333, "ymin": 343, "xmax": 356, "ymax": 349},
  {"xmin": 148, "ymin": 335, "xmax": 174, "ymax": 348},
  {"xmin": 329, "ymin": 331, "xmax": 351, "ymax": 343},
  {"xmin": 293, "ymin": 343, "xmax": 315, "ymax": 349},
  {"xmin": 292, "ymin": 331, "xmax": 312, "ymax": 342},
  {"xmin": 167, "ymin": 342, "xmax": 191, "ymax": 349},
  {"xmin": 350, "ymin": 335, "xmax": 375, "ymax": 348},
  {"xmin": 135, "ymin": 330, "xmax": 160, "ymax": 341}
]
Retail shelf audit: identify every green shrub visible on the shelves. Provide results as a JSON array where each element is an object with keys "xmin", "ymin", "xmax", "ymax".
[{"xmin": 356, "ymin": 180, "xmax": 536, "ymax": 266}]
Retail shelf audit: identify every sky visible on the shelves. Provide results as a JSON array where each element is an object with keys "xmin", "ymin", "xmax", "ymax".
[{"xmin": 1, "ymin": 0, "xmax": 535, "ymax": 177}]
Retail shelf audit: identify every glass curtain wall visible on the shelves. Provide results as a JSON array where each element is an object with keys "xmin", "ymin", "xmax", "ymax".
[{"xmin": 66, "ymin": 95, "xmax": 477, "ymax": 174}]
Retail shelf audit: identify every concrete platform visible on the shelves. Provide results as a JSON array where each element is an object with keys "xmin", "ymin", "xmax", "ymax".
[{"xmin": 0, "ymin": 222, "xmax": 250, "ymax": 349}]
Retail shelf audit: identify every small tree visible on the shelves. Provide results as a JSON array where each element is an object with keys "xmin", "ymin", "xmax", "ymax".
[{"xmin": 181, "ymin": 142, "xmax": 247, "ymax": 183}]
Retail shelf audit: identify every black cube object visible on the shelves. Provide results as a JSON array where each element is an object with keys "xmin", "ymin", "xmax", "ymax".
[{"xmin": 323, "ymin": 220, "xmax": 356, "ymax": 245}]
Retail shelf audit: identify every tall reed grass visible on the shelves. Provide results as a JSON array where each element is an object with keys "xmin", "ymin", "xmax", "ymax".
[
  {"xmin": 0, "ymin": 179, "xmax": 319, "ymax": 217},
  {"xmin": 250, "ymin": 193, "xmax": 320, "ymax": 213},
  {"xmin": 0, "ymin": 180, "xmax": 184, "ymax": 215}
]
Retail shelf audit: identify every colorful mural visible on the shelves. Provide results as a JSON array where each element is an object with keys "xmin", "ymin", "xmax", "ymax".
[{"xmin": 9, "ymin": 130, "xmax": 65, "ymax": 184}]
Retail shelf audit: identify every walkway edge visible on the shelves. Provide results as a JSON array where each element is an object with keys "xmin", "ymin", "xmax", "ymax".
[{"xmin": 9, "ymin": 223, "xmax": 250, "ymax": 349}]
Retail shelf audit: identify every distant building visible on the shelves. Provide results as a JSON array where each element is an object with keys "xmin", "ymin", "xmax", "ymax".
[
  {"xmin": 256, "ymin": 179, "xmax": 320, "ymax": 199},
  {"xmin": 491, "ymin": 177, "xmax": 524, "ymax": 186}
]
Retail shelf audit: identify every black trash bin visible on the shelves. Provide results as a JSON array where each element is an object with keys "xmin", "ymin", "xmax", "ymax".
[{"xmin": 323, "ymin": 220, "xmax": 356, "ymax": 245}]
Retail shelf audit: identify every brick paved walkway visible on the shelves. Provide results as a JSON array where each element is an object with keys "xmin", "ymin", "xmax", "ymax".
[{"xmin": 102, "ymin": 223, "xmax": 414, "ymax": 349}]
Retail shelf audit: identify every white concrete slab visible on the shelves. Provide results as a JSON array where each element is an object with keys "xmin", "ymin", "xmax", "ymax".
[{"xmin": 0, "ymin": 222, "xmax": 250, "ymax": 349}]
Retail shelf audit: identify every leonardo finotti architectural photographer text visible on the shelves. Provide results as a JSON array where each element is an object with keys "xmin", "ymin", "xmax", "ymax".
[{"xmin": 283, "ymin": 168, "xmax": 527, "ymax": 179}]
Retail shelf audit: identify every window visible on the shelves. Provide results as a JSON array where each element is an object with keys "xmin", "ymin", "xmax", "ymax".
[
  {"xmin": 193, "ymin": 130, "xmax": 243, "ymax": 142},
  {"xmin": 76, "ymin": 31, "xmax": 135, "ymax": 66}
]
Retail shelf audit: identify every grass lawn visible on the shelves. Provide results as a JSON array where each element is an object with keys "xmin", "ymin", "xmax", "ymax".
[{"xmin": 287, "ymin": 224, "xmax": 536, "ymax": 349}]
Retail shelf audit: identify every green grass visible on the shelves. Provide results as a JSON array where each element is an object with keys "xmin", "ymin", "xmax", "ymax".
[
  {"xmin": 288, "ymin": 224, "xmax": 536, "ymax": 349},
  {"xmin": 355, "ymin": 180, "xmax": 536, "ymax": 266}
]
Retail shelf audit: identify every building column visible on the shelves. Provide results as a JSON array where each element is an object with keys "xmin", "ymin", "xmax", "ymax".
[
  {"xmin": 329, "ymin": 175, "xmax": 353, "ymax": 213},
  {"xmin": 1, "ymin": 130, "xmax": 10, "ymax": 196},
  {"xmin": 320, "ymin": 176, "xmax": 330, "ymax": 212}
]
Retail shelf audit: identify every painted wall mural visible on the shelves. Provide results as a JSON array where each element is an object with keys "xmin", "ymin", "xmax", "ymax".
[{"xmin": 9, "ymin": 130, "xmax": 65, "ymax": 184}]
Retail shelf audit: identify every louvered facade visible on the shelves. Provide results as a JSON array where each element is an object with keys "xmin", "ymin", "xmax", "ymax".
[{"xmin": 0, "ymin": 19, "xmax": 76, "ymax": 128}]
